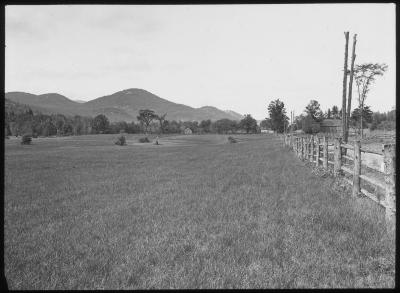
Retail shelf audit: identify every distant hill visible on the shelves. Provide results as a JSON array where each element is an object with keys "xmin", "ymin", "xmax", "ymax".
[
  {"xmin": 224, "ymin": 110, "xmax": 244, "ymax": 120},
  {"xmin": 5, "ymin": 89, "xmax": 243, "ymax": 122},
  {"xmin": 5, "ymin": 92, "xmax": 89, "ymax": 117}
]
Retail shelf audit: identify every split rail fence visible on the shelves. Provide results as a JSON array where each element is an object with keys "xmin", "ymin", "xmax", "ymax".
[{"xmin": 282, "ymin": 133, "xmax": 396, "ymax": 228}]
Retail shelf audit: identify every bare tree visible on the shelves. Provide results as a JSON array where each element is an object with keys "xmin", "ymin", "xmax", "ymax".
[
  {"xmin": 155, "ymin": 113, "xmax": 167, "ymax": 134},
  {"xmin": 354, "ymin": 63, "xmax": 388, "ymax": 138}
]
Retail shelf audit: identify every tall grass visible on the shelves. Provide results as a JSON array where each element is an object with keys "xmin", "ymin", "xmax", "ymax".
[{"xmin": 4, "ymin": 134, "xmax": 394, "ymax": 289}]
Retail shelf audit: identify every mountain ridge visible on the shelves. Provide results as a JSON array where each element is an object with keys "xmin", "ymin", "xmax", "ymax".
[{"xmin": 5, "ymin": 88, "xmax": 243, "ymax": 122}]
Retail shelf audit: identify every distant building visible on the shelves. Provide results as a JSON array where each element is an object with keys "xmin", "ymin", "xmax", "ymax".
[
  {"xmin": 261, "ymin": 129, "xmax": 274, "ymax": 134},
  {"xmin": 319, "ymin": 119, "xmax": 342, "ymax": 134},
  {"xmin": 184, "ymin": 128, "xmax": 193, "ymax": 135}
]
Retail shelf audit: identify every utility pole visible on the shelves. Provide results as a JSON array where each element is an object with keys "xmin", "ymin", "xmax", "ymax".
[
  {"xmin": 345, "ymin": 33, "xmax": 357, "ymax": 143},
  {"xmin": 342, "ymin": 31, "xmax": 349, "ymax": 142}
]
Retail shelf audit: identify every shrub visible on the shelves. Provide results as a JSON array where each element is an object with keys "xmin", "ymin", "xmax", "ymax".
[
  {"xmin": 115, "ymin": 135, "xmax": 126, "ymax": 146},
  {"xmin": 5, "ymin": 136, "xmax": 9, "ymax": 139},
  {"xmin": 32, "ymin": 133, "xmax": 38, "ymax": 138},
  {"xmin": 139, "ymin": 137, "xmax": 150, "ymax": 143},
  {"xmin": 21, "ymin": 134, "xmax": 32, "ymax": 145},
  {"xmin": 228, "ymin": 136, "xmax": 237, "ymax": 143}
]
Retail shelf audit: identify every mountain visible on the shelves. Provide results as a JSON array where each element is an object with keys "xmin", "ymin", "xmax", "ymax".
[
  {"xmin": 5, "ymin": 92, "xmax": 90, "ymax": 117},
  {"xmin": 224, "ymin": 110, "xmax": 244, "ymax": 120},
  {"xmin": 5, "ymin": 88, "xmax": 243, "ymax": 122}
]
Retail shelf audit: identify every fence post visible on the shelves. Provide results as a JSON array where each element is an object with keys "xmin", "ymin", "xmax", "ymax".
[
  {"xmin": 310, "ymin": 135, "xmax": 314, "ymax": 163},
  {"xmin": 301, "ymin": 137, "xmax": 304, "ymax": 160},
  {"xmin": 334, "ymin": 137, "xmax": 342, "ymax": 177},
  {"xmin": 352, "ymin": 140, "xmax": 361, "ymax": 197},
  {"xmin": 315, "ymin": 136, "xmax": 320, "ymax": 167},
  {"xmin": 304, "ymin": 136, "xmax": 307, "ymax": 160},
  {"xmin": 303, "ymin": 136, "xmax": 307, "ymax": 161},
  {"xmin": 383, "ymin": 144, "xmax": 396, "ymax": 233},
  {"xmin": 290, "ymin": 134, "xmax": 294, "ymax": 150},
  {"xmin": 297, "ymin": 137, "xmax": 300, "ymax": 158},
  {"xmin": 323, "ymin": 136, "xmax": 328, "ymax": 169}
]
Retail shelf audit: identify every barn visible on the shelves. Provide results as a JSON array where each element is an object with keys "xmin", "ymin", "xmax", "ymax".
[{"xmin": 319, "ymin": 119, "xmax": 342, "ymax": 134}]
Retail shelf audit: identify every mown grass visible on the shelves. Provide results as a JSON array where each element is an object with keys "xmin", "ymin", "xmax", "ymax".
[{"xmin": 4, "ymin": 134, "xmax": 395, "ymax": 289}]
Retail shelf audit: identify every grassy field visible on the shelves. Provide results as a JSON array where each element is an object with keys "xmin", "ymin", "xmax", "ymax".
[{"xmin": 4, "ymin": 134, "xmax": 395, "ymax": 289}]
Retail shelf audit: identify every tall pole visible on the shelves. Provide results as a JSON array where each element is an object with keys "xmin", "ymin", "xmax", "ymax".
[
  {"xmin": 345, "ymin": 33, "xmax": 357, "ymax": 143},
  {"xmin": 342, "ymin": 32, "xmax": 349, "ymax": 142}
]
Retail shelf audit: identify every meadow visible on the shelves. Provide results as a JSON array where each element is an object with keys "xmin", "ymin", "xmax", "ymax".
[{"xmin": 4, "ymin": 134, "xmax": 395, "ymax": 289}]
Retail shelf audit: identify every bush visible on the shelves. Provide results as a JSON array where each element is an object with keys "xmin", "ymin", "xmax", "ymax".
[
  {"xmin": 115, "ymin": 135, "xmax": 126, "ymax": 146},
  {"xmin": 5, "ymin": 136, "xmax": 9, "ymax": 139},
  {"xmin": 139, "ymin": 137, "xmax": 150, "ymax": 143},
  {"xmin": 32, "ymin": 133, "xmax": 38, "ymax": 138},
  {"xmin": 228, "ymin": 136, "xmax": 237, "ymax": 143},
  {"xmin": 21, "ymin": 134, "xmax": 32, "ymax": 145}
]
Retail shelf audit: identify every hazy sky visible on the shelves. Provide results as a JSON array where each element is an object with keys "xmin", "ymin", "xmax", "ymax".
[{"xmin": 6, "ymin": 4, "xmax": 395, "ymax": 120}]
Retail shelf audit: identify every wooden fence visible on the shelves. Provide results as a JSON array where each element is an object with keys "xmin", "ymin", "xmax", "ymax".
[{"xmin": 282, "ymin": 133, "xmax": 396, "ymax": 228}]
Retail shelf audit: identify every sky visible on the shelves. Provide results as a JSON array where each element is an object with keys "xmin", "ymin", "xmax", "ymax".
[{"xmin": 5, "ymin": 4, "xmax": 396, "ymax": 120}]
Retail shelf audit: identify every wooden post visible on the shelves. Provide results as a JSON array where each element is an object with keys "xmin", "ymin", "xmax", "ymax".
[
  {"xmin": 352, "ymin": 140, "xmax": 361, "ymax": 197},
  {"xmin": 345, "ymin": 34, "xmax": 357, "ymax": 143},
  {"xmin": 301, "ymin": 137, "xmax": 304, "ymax": 160},
  {"xmin": 342, "ymin": 31, "xmax": 349, "ymax": 142},
  {"xmin": 383, "ymin": 144, "xmax": 396, "ymax": 231},
  {"xmin": 323, "ymin": 136, "xmax": 328, "ymax": 169},
  {"xmin": 310, "ymin": 135, "xmax": 314, "ymax": 163},
  {"xmin": 304, "ymin": 136, "xmax": 308, "ymax": 161},
  {"xmin": 290, "ymin": 134, "xmax": 294, "ymax": 150},
  {"xmin": 297, "ymin": 137, "xmax": 300, "ymax": 158},
  {"xmin": 334, "ymin": 138, "xmax": 342, "ymax": 176},
  {"xmin": 315, "ymin": 136, "xmax": 320, "ymax": 167}
]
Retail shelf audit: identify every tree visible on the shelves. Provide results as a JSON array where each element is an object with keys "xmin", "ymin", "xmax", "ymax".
[
  {"xmin": 326, "ymin": 108, "xmax": 331, "ymax": 119},
  {"xmin": 199, "ymin": 119, "xmax": 212, "ymax": 133},
  {"xmin": 351, "ymin": 105, "xmax": 373, "ymax": 131},
  {"xmin": 213, "ymin": 119, "xmax": 237, "ymax": 134},
  {"xmin": 331, "ymin": 105, "xmax": 340, "ymax": 119},
  {"xmin": 267, "ymin": 99, "xmax": 288, "ymax": 133},
  {"xmin": 239, "ymin": 114, "xmax": 257, "ymax": 133},
  {"xmin": 155, "ymin": 113, "xmax": 167, "ymax": 134},
  {"xmin": 354, "ymin": 63, "xmax": 388, "ymax": 137},
  {"xmin": 304, "ymin": 100, "xmax": 323, "ymax": 122},
  {"xmin": 92, "ymin": 114, "xmax": 110, "ymax": 134},
  {"xmin": 302, "ymin": 114, "xmax": 320, "ymax": 134},
  {"xmin": 137, "ymin": 109, "xmax": 156, "ymax": 134},
  {"xmin": 260, "ymin": 118, "xmax": 272, "ymax": 129},
  {"xmin": 53, "ymin": 114, "xmax": 66, "ymax": 135}
]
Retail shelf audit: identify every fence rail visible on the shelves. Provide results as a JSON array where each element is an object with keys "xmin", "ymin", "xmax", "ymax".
[{"xmin": 282, "ymin": 133, "xmax": 396, "ymax": 229}]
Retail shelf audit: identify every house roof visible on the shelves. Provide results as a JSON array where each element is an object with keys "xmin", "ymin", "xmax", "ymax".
[{"xmin": 320, "ymin": 119, "xmax": 342, "ymax": 127}]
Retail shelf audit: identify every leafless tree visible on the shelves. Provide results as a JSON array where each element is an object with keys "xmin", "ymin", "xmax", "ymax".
[{"xmin": 354, "ymin": 63, "xmax": 388, "ymax": 138}]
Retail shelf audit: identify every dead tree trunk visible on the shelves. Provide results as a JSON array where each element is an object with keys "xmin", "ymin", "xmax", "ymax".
[
  {"xmin": 342, "ymin": 32, "xmax": 349, "ymax": 142},
  {"xmin": 345, "ymin": 33, "xmax": 357, "ymax": 143}
]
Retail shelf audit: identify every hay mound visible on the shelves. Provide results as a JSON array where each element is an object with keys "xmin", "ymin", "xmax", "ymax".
[
  {"xmin": 139, "ymin": 137, "xmax": 150, "ymax": 143},
  {"xmin": 228, "ymin": 136, "xmax": 237, "ymax": 143}
]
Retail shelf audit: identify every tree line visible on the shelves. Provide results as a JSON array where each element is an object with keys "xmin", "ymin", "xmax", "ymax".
[
  {"xmin": 261, "ymin": 98, "xmax": 395, "ymax": 135},
  {"xmin": 4, "ymin": 104, "xmax": 260, "ymax": 137}
]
